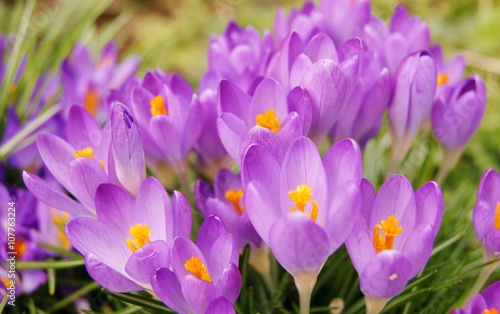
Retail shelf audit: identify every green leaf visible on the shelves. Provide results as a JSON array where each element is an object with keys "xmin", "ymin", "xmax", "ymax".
[
  {"xmin": 16, "ymin": 259, "xmax": 85, "ymax": 270},
  {"xmin": 104, "ymin": 290, "xmax": 175, "ymax": 313}
]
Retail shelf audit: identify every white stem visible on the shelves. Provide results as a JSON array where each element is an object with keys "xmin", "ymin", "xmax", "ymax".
[
  {"xmin": 436, "ymin": 146, "xmax": 464, "ymax": 185},
  {"xmin": 293, "ymin": 270, "xmax": 320, "ymax": 314},
  {"xmin": 365, "ymin": 296, "xmax": 390, "ymax": 314},
  {"xmin": 248, "ymin": 245, "xmax": 275, "ymax": 291}
]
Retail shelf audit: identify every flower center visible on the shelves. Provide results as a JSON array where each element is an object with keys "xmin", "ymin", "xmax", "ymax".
[
  {"xmin": 483, "ymin": 309, "xmax": 499, "ymax": 314},
  {"xmin": 84, "ymin": 89, "xmax": 100, "ymax": 115},
  {"xmin": 494, "ymin": 202, "xmax": 500, "ymax": 230},
  {"xmin": 73, "ymin": 147, "xmax": 105, "ymax": 168},
  {"xmin": 373, "ymin": 215, "xmax": 403, "ymax": 253},
  {"xmin": 256, "ymin": 109, "xmax": 281, "ymax": 134},
  {"xmin": 288, "ymin": 184, "xmax": 318, "ymax": 222},
  {"xmin": 437, "ymin": 73, "xmax": 450, "ymax": 87},
  {"xmin": 14, "ymin": 239, "xmax": 27, "ymax": 259},
  {"xmin": 126, "ymin": 224, "xmax": 151, "ymax": 253},
  {"xmin": 225, "ymin": 189, "xmax": 245, "ymax": 215},
  {"xmin": 184, "ymin": 256, "xmax": 212, "ymax": 283},
  {"xmin": 150, "ymin": 95, "xmax": 168, "ymax": 116},
  {"xmin": 51, "ymin": 209, "xmax": 71, "ymax": 250}
]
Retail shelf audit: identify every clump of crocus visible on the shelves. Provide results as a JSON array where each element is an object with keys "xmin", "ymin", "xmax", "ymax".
[
  {"xmin": 66, "ymin": 177, "xmax": 191, "ymax": 291},
  {"xmin": 432, "ymin": 75, "xmax": 486, "ymax": 182},
  {"xmin": 450, "ymin": 281, "xmax": 500, "ymax": 314},
  {"xmin": 242, "ymin": 136, "xmax": 362, "ymax": 314},
  {"xmin": 23, "ymin": 103, "xmax": 145, "ymax": 215},
  {"xmin": 61, "ymin": 42, "xmax": 140, "ymax": 121},
  {"xmin": 345, "ymin": 175, "xmax": 443, "ymax": 314},
  {"xmin": 151, "ymin": 216, "xmax": 241, "ymax": 314}
]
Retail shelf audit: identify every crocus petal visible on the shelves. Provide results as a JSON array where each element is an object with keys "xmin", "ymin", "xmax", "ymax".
[
  {"xmin": 303, "ymin": 33, "xmax": 338, "ymax": 63},
  {"xmin": 218, "ymin": 79, "xmax": 251, "ymax": 118},
  {"xmin": 182, "ymin": 276, "xmax": 216, "ymax": 314},
  {"xmin": 85, "ymin": 254, "xmax": 143, "ymax": 292},
  {"xmin": 215, "ymin": 264, "xmax": 242, "ymax": 303},
  {"xmin": 111, "ymin": 103, "xmax": 146, "ymax": 195},
  {"xmin": 171, "ymin": 237, "xmax": 206, "ymax": 282},
  {"xmin": 109, "ymin": 55, "xmax": 141, "ymax": 89},
  {"xmin": 269, "ymin": 213, "xmax": 330, "ymax": 274},
  {"xmin": 359, "ymin": 178, "xmax": 375, "ymax": 222},
  {"xmin": 370, "ymin": 174, "xmax": 416, "ymax": 249},
  {"xmin": 95, "ymin": 183, "xmax": 137, "ymax": 235},
  {"xmin": 414, "ymin": 181, "xmax": 443, "ymax": 235},
  {"xmin": 248, "ymin": 78, "xmax": 288, "ymax": 125},
  {"xmin": 464, "ymin": 295, "xmax": 488, "ymax": 314},
  {"xmin": 208, "ymin": 234, "xmax": 239, "ymax": 283},
  {"xmin": 473, "ymin": 201, "xmax": 492, "ymax": 242},
  {"xmin": 346, "ymin": 216, "xmax": 376, "ymax": 274},
  {"xmin": 68, "ymin": 158, "xmax": 108, "ymax": 210},
  {"xmin": 217, "ymin": 113, "xmax": 248, "ymax": 165},
  {"xmin": 241, "ymin": 144, "xmax": 280, "ymax": 198},
  {"xmin": 287, "ymin": 86, "xmax": 312, "ymax": 135},
  {"xmin": 205, "ymin": 297, "xmax": 236, "ymax": 314},
  {"xmin": 401, "ymin": 224, "xmax": 434, "ymax": 278},
  {"xmin": 477, "ymin": 169, "xmax": 500, "ymax": 208},
  {"xmin": 360, "ymin": 250, "xmax": 412, "ymax": 298},
  {"xmin": 323, "ymin": 138, "xmax": 362, "ymax": 192},
  {"xmin": 484, "ymin": 229, "xmax": 500, "ymax": 253},
  {"xmin": 125, "ymin": 240, "xmax": 170, "ymax": 284},
  {"xmin": 150, "ymin": 115, "xmax": 182, "ymax": 164},
  {"xmin": 22, "ymin": 171, "xmax": 89, "ymax": 215},
  {"xmin": 197, "ymin": 216, "xmax": 228, "ymax": 259},
  {"xmin": 67, "ymin": 106, "xmax": 104, "ymax": 151},
  {"xmin": 172, "ymin": 191, "xmax": 192, "ymax": 240},
  {"xmin": 481, "ymin": 281, "xmax": 500, "ymax": 309},
  {"xmin": 151, "ymin": 267, "xmax": 191, "ymax": 314},
  {"xmin": 244, "ymin": 182, "xmax": 280, "ymax": 244}
]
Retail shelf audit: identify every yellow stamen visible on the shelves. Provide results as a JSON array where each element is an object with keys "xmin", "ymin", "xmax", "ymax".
[
  {"xmin": 126, "ymin": 224, "xmax": 151, "ymax": 253},
  {"xmin": 494, "ymin": 202, "xmax": 500, "ymax": 229},
  {"xmin": 483, "ymin": 309, "xmax": 499, "ymax": 314},
  {"xmin": 150, "ymin": 95, "xmax": 168, "ymax": 116},
  {"xmin": 437, "ymin": 73, "xmax": 450, "ymax": 87},
  {"xmin": 1, "ymin": 277, "xmax": 11, "ymax": 288},
  {"xmin": 74, "ymin": 147, "xmax": 95, "ymax": 159},
  {"xmin": 14, "ymin": 240, "xmax": 27, "ymax": 259},
  {"xmin": 288, "ymin": 184, "xmax": 318, "ymax": 222},
  {"xmin": 84, "ymin": 89, "xmax": 100, "ymax": 115},
  {"xmin": 256, "ymin": 109, "xmax": 281, "ymax": 134},
  {"xmin": 184, "ymin": 256, "xmax": 212, "ymax": 283},
  {"xmin": 225, "ymin": 189, "xmax": 245, "ymax": 215},
  {"xmin": 373, "ymin": 215, "xmax": 403, "ymax": 253},
  {"xmin": 51, "ymin": 209, "xmax": 71, "ymax": 250}
]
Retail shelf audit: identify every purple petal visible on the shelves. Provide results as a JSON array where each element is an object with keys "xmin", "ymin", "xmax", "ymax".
[
  {"xmin": 241, "ymin": 144, "xmax": 280, "ymax": 198},
  {"xmin": 95, "ymin": 183, "xmax": 137, "ymax": 235},
  {"xmin": 473, "ymin": 201, "xmax": 492, "ymax": 242},
  {"xmin": 111, "ymin": 103, "xmax": 146, "ymax": 195},
  {"xmin": 135, "ymin": 178, "xmax": 170, "ymax": 241},
  {"xmin": 197, "ymin": 216, "xmax": 228, "ymax": 259},
  {"xmin": 478, "ymin": 169, "xmax": 500, "ymax": 209},
  {"xmin": 170, "ymin": 237, "xmax": 206, "ymax": 283},
  {"xmin": 205, "ymin": 297, "xmax": 236, "ymax": 314},
  {"xmin": 484, "ymin": 229, "xmax": 500, "ymax": 253},
  {"xmin": 150, "ymin": 115, "xmax": 182, "ymax": 164},
  {"xmin": 125, "ymin": 240, "xmax": 169, "ymax": 284},
  {"xmin": 303, "ymin": 34, "xmax": 338, "ymax": 63},
  {"xmin": 85, "ymin": 254, "xmax": 143, "ymax": 292},
  {"xmin": 172, "ymin": 191, "xmax": 192, "ymax": 240},
  {"xmin": 109, "ymin": 55, "xmax": 141, "ymax": 89},
  {"xmin": 217, "ymin": 113, "xmax": 248, "ymax": 165},
  {"xmin": 360, "ymin": 250, "xmax": 412, "ymax": 298},
  {"xmin": 360, "ymin": 178, "xmax": 375, "ymax": 222},
  {"xmin": 464, "ymin": 295, "xmax": 488, "ymax": 313},
  {"xmin": 181, "ymin": 276, "xmax": 216, "ymax": 314},
  {"xmin": 269, "ymin": 213, "xmax": 330, "ymax": 274},
  {"xmin": 401, "ymin": 224, "xmax": 434, "ymax": 278},
  {"xmin": 244, "ymin": 182, "xmax": 280, "ymax": 244},
  {"xmin": 481, "ymin": 281, "xmax": 500, "ymax": 309},
  {"xmin": 68, "ymin": 158, "xmax": 108, "ymax": 210},
  {"xmin": 218, "ymin": 79, "xmax": 251, "ymax": 119},
  {"xmin": 414, "ymin": 181, "xmax": 443, "ymax": 235},
  {"xmin": 215, "ymin": 264, "xmax": 242, "ymax": 303},
  {"xmin": 248, "ymin": 78, "xmax": 288, "ymax": 126},
  {"xmin": 151, "ymin": 267, "xmax": 190, "ymax": 314},
  {"xmin": 208, "ymin": 234, "xmax": 239, "ymax": 283},
  {"xmin": 67, "ymin": 106, "xmax": 104, "ymax": 152},
  {"xmin": 346, "ymin": 216, "xmax": 376, "ymax": 274},
  {"xmin": 323, "ymin": 138, "xmax": 362, "ymax": 193},
  {"xmin": 287, "ymin": 86, "xmax": 313, "ymax": 135}
]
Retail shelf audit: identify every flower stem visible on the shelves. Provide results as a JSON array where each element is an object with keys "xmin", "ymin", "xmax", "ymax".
[
  {"xmin": 435, "ymin": 146, "xmax": 463, "ymax": 185},
  {"xmin": 293, "ymin": 271, "xmax": 319, "ymax": 314},
  {"xmin": 249, "ymin": 245, "xmax": 275, "ymax": 291},
  {"xmin": 463, "ymin": 259, "xmax": 500, "ymax": 306},
  {"xmin": 365, "ymin": 296, "xmax": 390, "ymax": 314}
]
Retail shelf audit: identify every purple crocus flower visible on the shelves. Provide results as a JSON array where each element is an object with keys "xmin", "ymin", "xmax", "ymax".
[
  {"xmin": 200, "ymin": 21, "xmax": 274, "ymax": 94},
  {"xmin": 388, "ymin": 51, "xmax": 436, "ymax": 169},
  {"xmin": 450, "ymin": 281, "xmax": 500, "ymax": 314},
  {"xmin": 195, "ymin": 168, "xmax": 262, "ymax": 250},
  {"xmin": 430, "ymin": 45, "xmax": 465, "ymax": 98},
  {"xmin": 432, "ymin": 75, "xmax": 486, "ymax": 151},
  {"xmin": 320, "ymin": 0, "xmax": 371, "ymax": 46},
  {"xmin": 61, "ymin": 42, "xmax": 140, "ymax": 121},
  {"xmin": 66, "ymin": 177, "xmax": 192, "ymax": 291},
  {"xmin": 329, "ymin": 38, "xmax": 391, "ymax": 147},
  {"xmin": 151, "ymin": 216, "xmax": 241, "ymax": 314},
  {"xmin": 345, "ymin": 175, "xmax": 443, "ymax": 313},
  {"xmin": 473, "ymin": 169, "xmax": 500, "ymax": 262},
  {"xmin": 242, "ymin": 136, "xmax": 361, "ymax": 313},
  {"xmin": 131, "ymin": 70, "xmax": 202, "ymax": 181},
  {"xmin": 274, "ymin": 1, "xmax": 322, "ymax": 43},
  {"xmin": 23, "ymin": 103, "xmax": 145, "ymax": 215},
  {"xmin": 217, "ymin": 77, "xmax": 303, "ymax": 165}
]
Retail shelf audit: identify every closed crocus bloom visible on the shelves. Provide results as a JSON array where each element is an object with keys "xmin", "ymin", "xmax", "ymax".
[
  {"xmin": 345, "ymin": 175, "xmax": 443, "ymax": 314},
  {"xmin": 474, "ymin": 169, "xmax": 500, "ymax": 262},
  {"xmin": 66, "ymin": 178, "xmax": 192, "ymax": 292},
  {"xmin": 201, "ymin": 21, "xmax": 274, "ymax": 94},
  {"xmin": 151, "ymin": 216, "xmax": 241, "ymax": 314},
  {"xmin": 432, "ymin": 76, "xmax": 486, "ymax": 179},
  {"xmin": 388, "ymin": 51, "xmax": 436, "ymax": 170},
  {"xmin": 242, "ymin": 136, "xmax": 361, "ymax": 314},
  {"xmin": 274, "ymin": 1, "xmax": 323, "ymax": 43},
  {"xmin": 23, "ymin": 103, "xmax": 145, "ymax": 215},
  {"xmin": 320, "ymin": 0, "xmax": 371, "ymax": 46},
  {"xmin": 131, "ymin": 70, "xmax": 202, "ymax": 185},
  {"xmin": 217, "ymin": 77, "xmax": 303, "ymax": 165},
  {"xmin": 450, "ymin": 281, "xmax": 500, "ymax": 314},
  {"xmin": 61, "ymin": 42, "xmax": 140, "ymax": 121},
  {"xmin": 329, "ymin": 38, "xmax": 391, "ymax": 147}
]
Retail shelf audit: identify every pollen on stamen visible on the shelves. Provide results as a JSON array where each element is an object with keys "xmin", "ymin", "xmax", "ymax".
[
  {"xmin": 184, "ymin": 256, "xmax": 212, "ymax": 283},
  {"xmin": 256, "ymin": 109, "xmax": 281, "ymax": 134},
  {"xmin": 373, "ymin": 215, "xmax": 403, "ymax": 253},
  {"xmin": 483, "ymin": 308, "xmax": 499, "ymax": 314},
  {"xmin": 74, "ymin": 147, "xmax": 95, "ymax": 159},
  {"xmin": 225, "ymin": 189, "xmax": 245, "ymax": 215},
  {"xmin": 288, "ymin": 184, "xmax": 319, "ymax": 222},
  {"xmin": 84, "ymin": 89, "xmax": 100, "ymax": 115},
  {"xmin": 126, "ymin": 224, "xmax": 151, "ymax": 253},
  {"xmin": 150, "ymin": 95, "xmax": 168, "ymax": 116},
  {"xmin": 437, "ymin": 73, "xmax": 450, "ymax": 87},
  {"xmin": 494, "ymin": 202, "xmax": 500, "ymax": 229}
]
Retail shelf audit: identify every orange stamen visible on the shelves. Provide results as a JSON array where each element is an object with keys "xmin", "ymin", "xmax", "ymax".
[
  {"xmin": 373, "ymin": 215, "xmax": 403, "ymax": 253},
  {"xmin": 150, "ymin": 95, "xmax": 168, "ymax": 116},
  {"xmin": 437, "ymin": 73, "xmax": 450, "ymax": 87},
  {"xmin": 288, "ymin": 184, "xmax": 318, "ymax": 222},
  {"xmin": 225, "ymin": 189, "xmax": 245, "ymax": 215},
  {"xmin": 184, "ymin": 256, "xmax": 212, "ymax": 283},
  {"xmin": 256, "ymin": 109, "xmax": 281, "ymax": 134},
  {"xmin": 126, "ymin": 224, "xmax": 151, "ymax": 253}
]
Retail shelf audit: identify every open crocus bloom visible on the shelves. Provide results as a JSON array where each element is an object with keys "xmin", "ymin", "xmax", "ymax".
[
  {"xmin": 474, "ymin": 169, "xmax": 500, "ymax": 261},
  {"xmin": 151, "ymin": 216, "xmax": 241, "ymax": 314},
  {"xmin": 346, "ymin": 175, "xmax": 443, "ymax": 308},
  {"xmin": 242, "ymin": 136, "xmax": 361, "ymax": 311},
  {"xmin": 450, "ymin": 281, "xmax": 500, "ymax": 314},
  {"xmin": 66, "ymin": 177, "xmax": 191, "ymax": 291}
]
